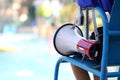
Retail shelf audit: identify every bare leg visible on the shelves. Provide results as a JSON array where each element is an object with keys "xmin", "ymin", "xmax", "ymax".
[
  {"xmin": 94, "ymin": 67, "xmax": 101, "ymax": 80},
  {"xmin": 71, "ymin": 64, "xmax": 100, "ymax": 80},
  {"xmin": 94, "ymin": 75, "xmax": 100, "ymax": 80},
  {"xmin": 71, "ymin": 64, "xmax": 90, "ymax": 80}
]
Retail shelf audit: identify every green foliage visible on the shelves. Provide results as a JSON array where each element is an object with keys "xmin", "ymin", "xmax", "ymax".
[{"xmin": 59, "ymin": 3, "xmax": 78, "ymax": 23}]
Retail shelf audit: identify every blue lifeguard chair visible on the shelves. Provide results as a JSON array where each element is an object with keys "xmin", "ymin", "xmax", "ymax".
[{"xmin": 53, "ymin": 0, "xmax": 120, "ymax": 80}]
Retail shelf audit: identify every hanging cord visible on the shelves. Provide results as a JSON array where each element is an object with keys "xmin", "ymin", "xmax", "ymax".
[
  {"xmin": 72, "ymin": 6, "xmax": 86, "ymax": 62},
  {"xmin": 79, "ymin": 52, "xmax": 86, "ymax": 62},
  {"xmin": 71, "ymin": 26, "xmax": 86, "ymax": 62}
]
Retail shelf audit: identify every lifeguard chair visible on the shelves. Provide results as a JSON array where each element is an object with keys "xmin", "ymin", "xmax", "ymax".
[{"xmin": 53, "ymin": 0, "xmax": 120, "ymax": 80}]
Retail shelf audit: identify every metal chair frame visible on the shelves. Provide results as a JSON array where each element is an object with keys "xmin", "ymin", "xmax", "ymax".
[{"xmin": 54, "ymin": 0, "xmax": 120, "ymax": 80}]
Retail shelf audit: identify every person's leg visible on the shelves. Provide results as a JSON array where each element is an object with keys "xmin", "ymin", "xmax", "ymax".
[
  {"xmin": 71, "ymin": 64, "xmax": 90, "ymax": 80},
  {"xmin": 71, "ymin": 64, "xmax": 100, "ymax": 80},
  {"xmin": 93, "ymin": 67, "xmax": 101, "ymax": 80},
  {"xmin": 94, "ymin": 75, "xmax": 100, "ymax": 80}
]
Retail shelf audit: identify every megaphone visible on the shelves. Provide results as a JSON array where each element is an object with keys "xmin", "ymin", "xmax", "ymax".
[{"xmin": 53, "ymin": 23, "xmax": 102, "ymax": 60}]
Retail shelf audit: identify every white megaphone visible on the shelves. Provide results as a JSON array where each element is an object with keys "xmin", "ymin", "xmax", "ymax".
[{"xmin": 53, "ymin": 23, "xmax": 102, "ymax": 60}]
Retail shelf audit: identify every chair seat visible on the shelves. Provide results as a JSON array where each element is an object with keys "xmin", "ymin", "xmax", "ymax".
[
  {"xmin": 55, "ymin": 56, "xmax": 101, "ymax": 78},
  {"xmin": 59, "ymin": 56, "xmax": 101, "ymax": 69}
]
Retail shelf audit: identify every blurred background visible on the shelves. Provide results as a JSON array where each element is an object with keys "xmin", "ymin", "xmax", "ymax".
[{"xmin": 0, "ymin": 0, "xmax": 79, "ymax": 80}]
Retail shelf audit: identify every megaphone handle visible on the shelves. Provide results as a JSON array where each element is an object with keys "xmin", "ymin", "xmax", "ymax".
[
  {"xmin": 92, "ymin": 8, "xmax": 99, "ymax": 41},
  {"xmin": 75, "ymin": 6, "xmax": 84, "ymax": 26},
  {"xmin": 79, "ymin": 7, "xmax": 84, "ymax": 25},
  {"xmin": 85, "ymin": 9, "xmax": 89, "ymax": 39}
]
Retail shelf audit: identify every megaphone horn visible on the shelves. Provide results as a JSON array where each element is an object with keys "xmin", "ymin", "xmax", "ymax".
[{"xmin": 53, "ymin": 23, "xmax": 102, "ymax": 60}]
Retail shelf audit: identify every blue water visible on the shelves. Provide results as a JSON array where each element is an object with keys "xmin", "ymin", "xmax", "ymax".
[{"xmin": 0, "ymin": 34, "xmax": 75, "ymax": 80}]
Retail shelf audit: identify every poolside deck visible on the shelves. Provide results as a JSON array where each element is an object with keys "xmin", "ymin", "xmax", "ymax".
[{"xmin": 0, "ymin": 33, "xmax": 75, "ymax": 80}]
